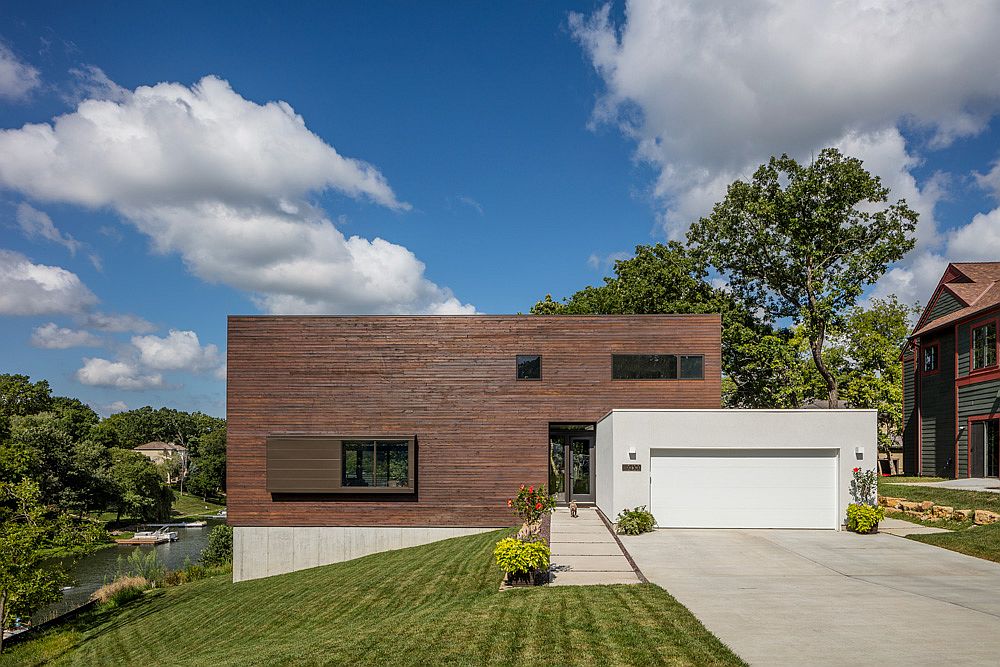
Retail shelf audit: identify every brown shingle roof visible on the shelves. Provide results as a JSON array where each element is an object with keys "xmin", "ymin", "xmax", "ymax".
[
  {"xmin": 133, "ymin": 441, "xmax": 187, "ymax": 452},
  {"xmin": 911, "ymin": 262, "xmax": 1000, "ymax": 338}
]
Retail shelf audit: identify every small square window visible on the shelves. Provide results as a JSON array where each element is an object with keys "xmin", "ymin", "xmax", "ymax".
[
  {"xmin": 922, "ymin": 345, "xmax": 938, "ymax": 372},
  {"xmin": 516, "ymin": 355, "xmax": 541, "ymax": 380},
  {"xmin": 680, "ymin": 355, "xmax": 704, "ymax": 379}
]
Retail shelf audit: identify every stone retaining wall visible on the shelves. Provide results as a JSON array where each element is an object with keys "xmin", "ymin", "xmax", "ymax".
[{"xmin": 878, "ymin": 495, "xmax": 1000, "ymax": 525}]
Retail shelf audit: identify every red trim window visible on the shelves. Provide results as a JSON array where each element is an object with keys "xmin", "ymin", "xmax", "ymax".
[
  {"xmin": 922, "ymin": 344, "xmax": 939, "ymax": 373},
  {"xmin": 972, "ymin": 321, "xmax": 998, "ymax": 371}
]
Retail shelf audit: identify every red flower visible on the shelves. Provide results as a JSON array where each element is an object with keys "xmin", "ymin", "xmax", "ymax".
[
  {"xmin": 507, "ymin": 499, "xmax": 513, "ymax": 508},
  {"xmin": 853, "ymin": 467, "xmax": 860, "ymax": 473},
  {"xmin": 535, "ymin": 502, "xmax": 542, "ymax": 510},
  {"xmin": 529, "ymin": 485, "xmax": 534, "ymax": 493}
]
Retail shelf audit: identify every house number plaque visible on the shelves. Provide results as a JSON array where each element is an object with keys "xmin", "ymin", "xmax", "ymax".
[{"xmin": 621, "ymin": 463, "xmax": 642, "ymax": 472}]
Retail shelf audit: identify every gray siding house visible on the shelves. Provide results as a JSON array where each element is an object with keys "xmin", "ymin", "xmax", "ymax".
[{"xmin": 903, "ymin": 262, "xmax": 1000, "ymax": 477}]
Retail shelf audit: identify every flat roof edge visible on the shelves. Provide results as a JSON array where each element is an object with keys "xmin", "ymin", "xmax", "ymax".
[{"xmin": 598, "ymin": 408, "xmax": 879, "ymax": 422}]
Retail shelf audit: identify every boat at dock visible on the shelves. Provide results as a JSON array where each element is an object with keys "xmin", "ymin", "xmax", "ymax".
[{"xmin": 115, "ymin": 528, "xmax": 178, "ymax": 545}]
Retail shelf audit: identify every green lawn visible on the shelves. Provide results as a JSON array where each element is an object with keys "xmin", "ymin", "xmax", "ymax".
[
  {"xmin": 2, "ymin": 530, "xmax": 744, "ymax": 667},
  {"xmin": 879, "ymin": 483, "xmax": 1000, "ymax": 514},
  {"xmin": 879, "ymin": 476, "xmax": 948, "ymax": 484},
  {"xmin": 170, "ymin": 491, "xmax": 226, "ymax": 520},
  {"xmin": 909, "ymin": 523, "xmax": 1000, "ymax": 564}
]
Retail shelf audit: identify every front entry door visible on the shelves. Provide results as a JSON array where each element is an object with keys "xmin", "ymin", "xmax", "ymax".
[
  {"xmin": 971, "ymin": 419, "xmax": 1000, "ymax": 478},
  {"xmin": 549, "ymin": 430, "xmax": 595, "ymax": 504}
]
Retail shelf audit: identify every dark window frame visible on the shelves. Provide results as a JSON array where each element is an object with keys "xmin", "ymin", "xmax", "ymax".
[
  {"xmin": 516, "ymin": 354, "xmax": 542, "ymax": 380},
  {"xmin": 971, "ymin": 321, "xmax": 998, "ymax": 372},
  {"xmin": 265, "ymin": 434, "xmax": 416, "ymax": 494},
  {"xmin": 922, "ymin": 343, "xmax": 939, "ymax": 373},
  {"xmin": 611, "ymin": 354, "xmax": 705, "ymax": 380},
  {"xmin": 341, "ymin": 439, "xmax": 411, "ymax": 489}
]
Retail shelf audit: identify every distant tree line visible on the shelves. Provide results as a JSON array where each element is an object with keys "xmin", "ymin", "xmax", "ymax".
[{"xmin": 0, "ymin": 374, "xmax": 226, "ymax": 523}]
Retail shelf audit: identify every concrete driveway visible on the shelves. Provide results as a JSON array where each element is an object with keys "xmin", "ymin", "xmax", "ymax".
[{"xmin": 620, "ymin": 528, "xmax": 1000, "ymax": 666}]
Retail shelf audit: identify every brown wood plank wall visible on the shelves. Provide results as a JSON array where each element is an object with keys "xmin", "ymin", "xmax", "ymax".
[{"xmin": 227, "ymin": 315, "xmax": 722, "ymax": 527}]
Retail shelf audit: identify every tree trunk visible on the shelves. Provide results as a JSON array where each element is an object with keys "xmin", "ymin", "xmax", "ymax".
[
  {"xmin": 0, "ymin": 589, "xmax": 8, "ymax": 655},
  {"xmin": 809, "ymin": 338, "xmax": 839, "ymax": 407}
]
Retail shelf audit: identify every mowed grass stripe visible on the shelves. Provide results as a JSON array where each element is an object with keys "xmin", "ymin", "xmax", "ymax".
[{"xmin": 3, "ymin": 530, "xmax": 745, "ymax": 667}]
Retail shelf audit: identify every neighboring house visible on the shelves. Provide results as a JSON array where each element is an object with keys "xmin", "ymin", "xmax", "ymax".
[
  {"xmin": 228, "ymin": 315, "xmax": 875, "ymax": 581},
  {"xmin": 903, "ymin": 262, "xmax": 1000, "ymax": 478},
  {"xmin": 134, "ymin": 441, "xmax": 188, "ymax": 483}
]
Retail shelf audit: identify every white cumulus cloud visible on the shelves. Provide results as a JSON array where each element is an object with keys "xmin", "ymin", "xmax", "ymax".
[
  {"xmin": 0, "ymin": 249, "xmax": 97, "ymax": 315},
  {"xmin": 0, "ymin": 75, "xmax": 473, "ymax": 314},
  {"xmin": 0, "ymin": 43, "xmax": 40, "ymax": 101},
  {"xmin": 16, "ymin": 202, "xmax": 81, "ymax": 254},
  {"xmin": 76, "ymin": 357, "xmax": 162, "ymax": 390},
  {"xmin": 571, "ymin": 1, "xmax": 1000, "ymax": 306},
  {"xmin": 31, "ymin": 322, "xmax": 101, "ymax": 349},
  {"xmin": 131, "ymin": 329, "xmax": 221, "ymax": 373},
  {"xmin": 79, "ymin": 311, "xmax": 156, "ymax": 334}
]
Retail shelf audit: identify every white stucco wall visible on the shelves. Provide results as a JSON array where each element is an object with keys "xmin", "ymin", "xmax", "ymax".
[
  {"xmin": 595, "ymin": 409, "xmax": 878, "ymax": 528},
  {"xmin": 595, "ymin": 415, "xmax": 615, "ymax": 512}
]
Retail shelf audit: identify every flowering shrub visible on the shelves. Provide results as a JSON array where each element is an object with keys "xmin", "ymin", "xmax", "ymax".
[
  {"xmin": 616, "ymin": 506, "xmax": 656, "ymax": 535},
  {"xmin": 849, "ymin": 467, "xmax": 878, "ymax": 506},
  {"xmin": 506, "ymin": 483, "xmax": 556, "ymax": 525},
  {"xmin": 494, "ymin": 537, "xmax": 550, "ymax": 576},
  {"xmin": 846, "ymin": 503, "xmax": 884, "ymax": 534}
]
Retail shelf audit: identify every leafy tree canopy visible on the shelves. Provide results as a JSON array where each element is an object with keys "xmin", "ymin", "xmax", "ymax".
[
  {"xmin": 687, "ymin": 148, "xmax": 917, "ymax": 406},
  {"xmin": 0, "ymin": 374, "xmax": 52, "ymax": 419}
]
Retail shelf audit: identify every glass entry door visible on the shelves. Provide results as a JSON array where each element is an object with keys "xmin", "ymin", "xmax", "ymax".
[
  {"xmin": 971, "ymin": 419, "xmax": 1000, "ymax": 478},
  {"xmin": 549, "ymin": 428, "xmax": 595, "ymax": 504}
]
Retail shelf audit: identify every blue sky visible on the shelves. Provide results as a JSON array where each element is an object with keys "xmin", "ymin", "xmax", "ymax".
[{"xmin": 1, "ymin": 1, "xmax": 999, "ymax": 417}]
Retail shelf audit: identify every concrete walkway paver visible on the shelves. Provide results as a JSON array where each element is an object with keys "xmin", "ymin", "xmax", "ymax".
[
  {"xmin": 879, "ymin": 517, "xmax": 950, "ymax": 536},
  {"xmin": 623, "ymin": 528, "xmax": 1000, "ymax": 666},
  {"xmin": 549, "ymin": 508, "xmax": 640, "ymax": 586}
]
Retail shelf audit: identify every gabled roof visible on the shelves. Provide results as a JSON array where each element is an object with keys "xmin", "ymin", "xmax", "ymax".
[
  {"xmin": 134, "ymin": 441, "xmax": 187, "ymax": 452},
  {"xmin": 911, "ymin": 262, "xmax": 1000, "ymax": 338}
]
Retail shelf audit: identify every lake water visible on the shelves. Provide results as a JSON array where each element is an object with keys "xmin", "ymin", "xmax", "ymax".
[{"xmin": 35, "ymin": 518, "xmax": 226, "ymax": 624}]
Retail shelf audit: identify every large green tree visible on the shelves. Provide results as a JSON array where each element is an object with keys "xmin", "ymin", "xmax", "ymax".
[
  {"xmin": 108, "ymin": 449, "xmax": 173, "ymax": 522},
  {"xmin": 0, "ymin": 479, "xmax": 68, "ymax": 654},
  {"xmin": 687, "ymin": 148, "xmax": 917, "ymax": 407},
  {"xmin": 532, "ymin": 242, "xmax": 801, "ymax": 407},
  {"xmin": 0, "ymin": 374, "xmax": 52, "ymax": 419},
  {"xmin": 186, "ymin": 426, "xmax": 227, "ymax": 501}
]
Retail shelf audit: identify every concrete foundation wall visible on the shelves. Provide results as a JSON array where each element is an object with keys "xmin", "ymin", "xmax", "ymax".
[{"xmin": 233, "ymin": 525, "xmax": 496, "ymax": 582}]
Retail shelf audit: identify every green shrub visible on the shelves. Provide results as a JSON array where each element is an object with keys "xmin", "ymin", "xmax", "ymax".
[
  {"xmin": 846, "ymin": 502, "xmax": 884, "ymax": 534},
  {"xmin": 201, "ymin": 524, "xmax": 233, "ymax": 566},
  {"xmin": 494, "ymin": 537, "xmax": 550, "ymax": 575},
  {"xmin": 616, "ymin": 506, "xmax": 656, "ymax": 535}
]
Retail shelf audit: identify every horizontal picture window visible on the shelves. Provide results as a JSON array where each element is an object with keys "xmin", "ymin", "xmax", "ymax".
[{"xmin": 612, "ymin": 354, "xmax": 704, "ymax": 380}]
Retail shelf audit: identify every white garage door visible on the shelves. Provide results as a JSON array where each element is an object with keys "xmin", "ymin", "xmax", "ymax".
[{"xmin": 650, "ymin": 449, "xmax": 838, "ymax": 529}]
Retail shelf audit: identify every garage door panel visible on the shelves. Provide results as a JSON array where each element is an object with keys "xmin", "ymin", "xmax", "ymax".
[{"xmin": 650, "ymin": 449, "xmax": 838, "ymax": 529}]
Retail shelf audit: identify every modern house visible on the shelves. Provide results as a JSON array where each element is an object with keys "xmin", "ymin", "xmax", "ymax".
[
  {"xmin": 133, "ymin": 441, "xmax": 188, "ymax": 483},
  {"xmin": 903, "ymin": 262, "xmax": 1000, "ymax": 478},
  {"xmin": 228, "ymin": 315, "xmax": 875, "ymax": 581}
]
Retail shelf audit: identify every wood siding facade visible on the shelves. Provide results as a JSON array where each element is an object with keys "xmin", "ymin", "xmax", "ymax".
[{"xmin": 228, "ymin": 315, "xmax": 722, "ymax": 527}]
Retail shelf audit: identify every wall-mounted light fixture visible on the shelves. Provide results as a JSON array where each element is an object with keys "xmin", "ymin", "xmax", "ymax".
[
  {"xmin": 628, "ymin": 446, "xmax": 637, "ymax": 460},
  {"xmin": 855, "ymin": 446, "xmax": 864, "ymax": 457}
]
